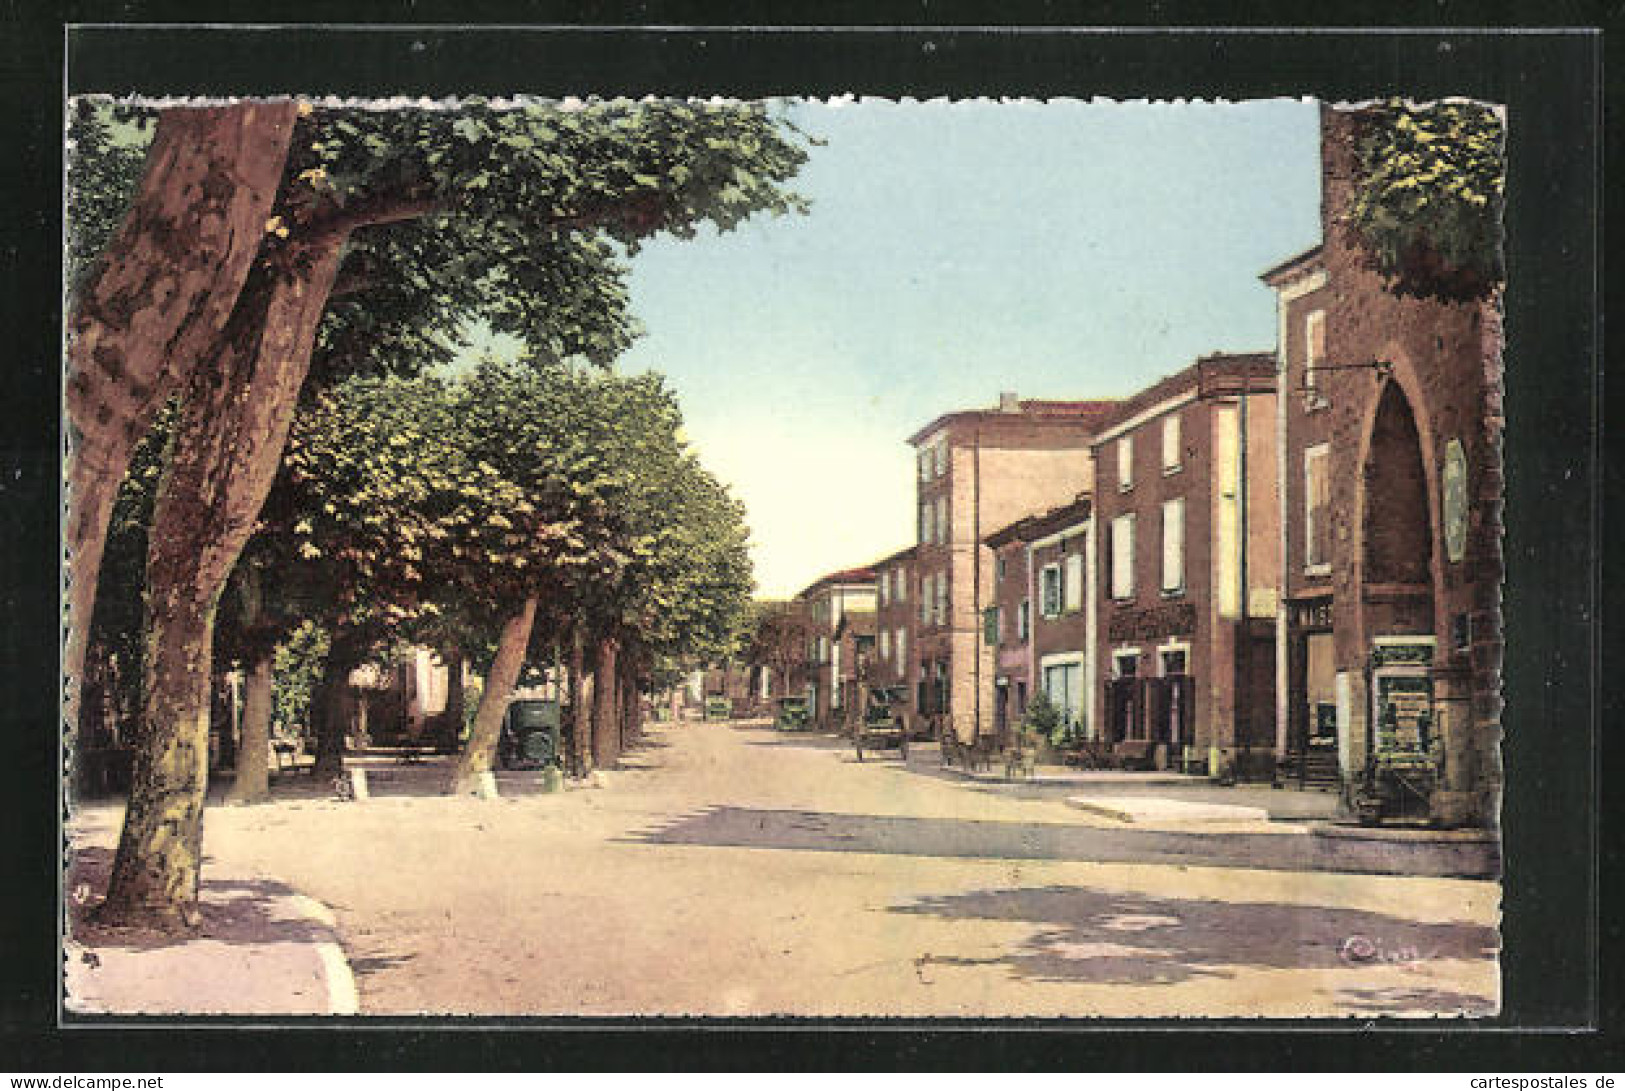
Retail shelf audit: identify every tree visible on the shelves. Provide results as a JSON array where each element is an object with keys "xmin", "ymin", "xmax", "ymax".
[
  {"xmin": 64, "ymin": 102, "xmax": 299, "ymax": 742},
  {"xmin": 93, "ymin": 98, "xmax": 807, "ymax": 929},
  {"xmin": 1344, "ymin": 99, "xmax": 1505, "ymax": 304},
  {"xmin": 746, "ymin": 601, "xmax": 811, "ymax": 700}
]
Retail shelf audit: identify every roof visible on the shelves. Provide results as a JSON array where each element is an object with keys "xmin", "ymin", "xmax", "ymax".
[
  {"xmin": 1260, "ymin": 243, "xmax": 1326, "ymax": 287},
  {"xmin": 907, "ymin": 398, "xmax": 1119, "ymax": 447},
  {"xmin": 983, "ymin": 493, "xmax": 1093, "ymax": 549},
  {"xmin": 1088, "ymin": 352, "xmax": 1277, "ymax": 443},
  {"xmin": 868, "ymin": 544, "xmax": 918, "ymax": 568},
  {"xmin": 795, "ymin": 566, "xmax": 877, "ymax": 600}
]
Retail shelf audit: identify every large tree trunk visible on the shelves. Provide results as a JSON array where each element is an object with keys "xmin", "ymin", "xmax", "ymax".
[
  {"xmin": 225, "ymin": 649, "xmax": 273, "ymax": 805},
  {"xmin": 618, "ymin": 655, "xmax": 642, "ymax": 749},
  {"xmin": 450, "ymin": 597, "xmax": 538, "ymax": 795},
  {"xmin": 65, "ymin": 103, "xmax": 298, "ymax": 740},
  {"xmin": 311, "ymin": 629, "xmax": 364, "ymax": 782},
  {"xmin": 98, "ymin": 237, "xmax": 346, "ymax": 931},
  {"xmin": 590, "ymin": 635, "xmax": 621, "ymax": 770},
  {"xmin": 568, "ymin": 631, "xmax": 593, "ymax": 777}
]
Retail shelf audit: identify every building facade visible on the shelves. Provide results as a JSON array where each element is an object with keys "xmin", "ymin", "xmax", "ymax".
[
  {"xmin": 793, "ymin": 567, "xmax": 878, "ymax": 729},
  {"xmin": 908, "ymin": 395, "xmax": 1117, "ymax": 744},
  {"xmin": 871, "ymin": 545, "xmax": 918, "ymax": 730},
  {"xmin": 1263, "ymin": 104, "xmax": 1504, "ymax": 827},
  {"xmin": 1089, "ymin": 354, "xmax": 1280, "ymax": 776},
  {"xmin": 832, "ymin": 610, "xmax": 877, "ymax": 733},
  {"xmin": 984, "ymin": 495, "xmax": 1096, "ymax": 743}
]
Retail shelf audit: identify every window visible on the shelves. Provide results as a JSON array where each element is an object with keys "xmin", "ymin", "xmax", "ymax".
[
  {"xmin": 1043, "ymin": 662, "xmax": 1083, "ymax": 727},
  {"xmin": 1305, "ymin": 309, "xmax": 1327, "ymax": 407},
  {"xmin": 895, "ymin": 568, "xmax": 907, "ymax": 602},
  {"xmin": 919, "ymin": 576, "xmax": 931, "ymax": 624},
  {"xmin": 1162, "ymin": 414, "xmax": 1182, "ymax": 472},
  {"xmin": 996, "ymin": 555, "xmax": 1006, "ymax": 580},
  {"xmin": 1111, "ymin": 514, "xmax": 1136, "ymax": 600},
  {"xmin": 983, "ymin": 607, "xmax": 1000, "ymax": 646},
  {"xmin": 1114, "ymin": 651, "xmax": 1140, "ymax": 678},
  {"xmin": 918, "ymin": 449, "xmax": 932, "ymax": 481},
  {"xmin": 895, "ymin": 627, "xmax": 906, "ymax": 664},
  {"xmin": 1305, "ymin": 444, "xmax": 1331, "ymax": 571},
  {"xmin": 934, "ymin": 497, "xmax": 948, "ymax": 544},
  {"xmin": 1017, "ymin": 600, "xmax": 1031, "ymax": 641},
  {"xmin": 878, "ymin": 574, "xmax": 889, "ymax": 607},
  {"xmin": 880, "ymin": 630, "xmax": 892, "ymax": 659},
  {"xmin": 1117, "ymin": 436, "xmax": 1134, "ymax": 490},
  {"xmin": 1064, "ymin": 551, "xmax": 1084, "ymax": 613},
  {"xmin": 934, "ymin": 440, "xmax": 947, "ymax": 478},
  {"xmin": 919, "ymin": 502, "xmax": 931, "ymax": 545},
  {"xmin": 935, "ymin": 571, "xmax": 948, "ymax": 626},
  {"xmin": 1161, "ymin": 497, "xmax": 1186, "ymax": 594},
  {"xmin": 1040, "ymin": 564, "xmax": 1063, "ymax": 618}
]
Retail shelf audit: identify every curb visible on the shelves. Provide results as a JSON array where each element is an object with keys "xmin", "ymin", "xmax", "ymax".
[{"xmin": 287, "ymin": 893, "xmax": 360, "ymax": 1016}]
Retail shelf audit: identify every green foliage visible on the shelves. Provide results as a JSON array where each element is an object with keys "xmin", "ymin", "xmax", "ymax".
[
  {"xmin": 289, "ymin": 98, "xmax": 809, "ymax": 386},
  {"xmin": 64, "ymin": 100, "xmax": 155, "ymax": 294},
  {"xmin": 1020, "ymin": 690, "xmax": 1065, "ymax": 747},
  {"xmin": 1346, "ymin": 99, "xmax": 1505, "ymax": 303},
  {"xmin": 272, "ymin": 621, "xmax": 329, "ymax": 735}
]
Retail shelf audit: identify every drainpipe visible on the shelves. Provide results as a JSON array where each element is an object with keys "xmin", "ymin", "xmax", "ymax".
[
  {"xmin": 1237, "ymin": 365, "xmax": 1251, "ymax": 768},
  {"xmin": 972, "ymin": 428, "xmax": 982, "ymax": 739},
  {"xmin": 1275, "ymin": 312, "xmax": 1292, "ymax": 764}
]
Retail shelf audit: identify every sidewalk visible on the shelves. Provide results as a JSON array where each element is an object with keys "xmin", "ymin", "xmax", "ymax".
[{"xmin": 64, "ymin": 805, "xmax": 358, "ymax": 1017}]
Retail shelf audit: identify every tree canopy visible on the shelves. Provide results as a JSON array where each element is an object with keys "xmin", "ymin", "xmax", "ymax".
[{"xmin": 1345, "ymin": 99, "xmax": 1505, "ymax": 304}]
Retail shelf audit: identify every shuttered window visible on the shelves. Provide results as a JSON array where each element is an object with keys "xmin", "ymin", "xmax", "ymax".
[
  {"xmin": 1162, "ymin": 414, "xmax": 1182, "ymax": 471},
  {"xmin": 1111, "ymin": 514, "xmax": 1136, "ymax": 600},
  {"xmin": 1064, "ymin": 552, "xmax": 1084, "ymax": 612},
  {"xmin": 1162, "ymin": 497, "xmax": 1186, "ymax": 594},
  {"xmin": 1118, "ymin": 436, "xmax": 1134, "ymax": 490},
  {"xmin": 1305, "ymin": 444, "xmax": 1331, "ymax": 569}
]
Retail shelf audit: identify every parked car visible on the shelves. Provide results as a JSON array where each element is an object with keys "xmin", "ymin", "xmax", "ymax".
[
  {"xmin": 774, "ymin": 695, "xmax": 811, "ymax": 731},
  {"xmin": 499, "ymin": 698, "xmax": 562, "ymax": 769}
]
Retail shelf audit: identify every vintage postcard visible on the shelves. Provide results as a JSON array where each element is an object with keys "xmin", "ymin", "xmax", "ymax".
[{"xmin": 62, "ymin": 90, "xmax": 1505, "ymax": 1020}]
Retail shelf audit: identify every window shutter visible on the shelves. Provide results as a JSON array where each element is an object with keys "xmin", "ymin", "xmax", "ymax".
[
  {"xmin": 1162, "ymin": 498, "xmax": 1185, "ymax": 592},
  {"xmin": 1064, "ymin": 552, "xmax": 1084, "ymax": 612},
  {"xmin": 1162, "ymin": 414, "xmax": 1181, "ymax": 470},
  {"xmin": 1112, "ymin": 515, "xmax": 1136, "ymax": 599}
]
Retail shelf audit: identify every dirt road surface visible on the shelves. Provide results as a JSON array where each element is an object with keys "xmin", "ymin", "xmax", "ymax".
[{"xmin": 72, "ymin": 720, "xmax": 1499, "ymax": 1017}]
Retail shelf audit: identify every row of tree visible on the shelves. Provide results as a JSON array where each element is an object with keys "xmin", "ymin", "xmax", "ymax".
[{"xmin": 66, "ymin": 95, "xmax": 808, "ymax": 930}]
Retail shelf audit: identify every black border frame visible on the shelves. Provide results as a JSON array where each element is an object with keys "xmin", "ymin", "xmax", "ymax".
[{"xmin": 2, "ymin": 8, "xmax": 1612, "ymax": 1072}]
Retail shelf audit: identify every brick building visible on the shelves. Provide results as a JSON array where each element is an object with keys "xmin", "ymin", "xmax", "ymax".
[
  {"xmin": 871, "ymin": 545, "xmax": 918, "ymax": 730},
  {"xmin": 793, "ymin": 567, "xmax": 878, "ymax": 729},
  {"xmin": 832, "ymin": 609, "xmax": 877, "ymax": 733},
  {"xmin": 984, "ymin": 494, "xmax": 1096, "ymax": 741},
  {"xmin": 908, "ymin": 394, "xmax": 1118, "ymax": 744},
  {"xmin": 1262, "ymin": 105, "xmax": 1504, "ymax": 827},
  {"xmin": 1088, "ymin": 354, "xmax": 1280, "ymax": 776}
]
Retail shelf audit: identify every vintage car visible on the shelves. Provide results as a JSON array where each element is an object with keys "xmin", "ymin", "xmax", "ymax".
[
  {"xmin": 774, "ymin": 695, "xmax": 811, "ymax": 731},
  {"xmin": 854, "ymin": 686, "xmax": 911, "ymax": 762},
  {"xmin": 498, "ymin": 698, "xmax": 562, "ymax": 770}
]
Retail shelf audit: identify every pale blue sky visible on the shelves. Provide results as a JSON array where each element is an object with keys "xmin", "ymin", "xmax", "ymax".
[{"xmin": 541, "ymin": 98, "xmax": 1322, "ymax": 599}]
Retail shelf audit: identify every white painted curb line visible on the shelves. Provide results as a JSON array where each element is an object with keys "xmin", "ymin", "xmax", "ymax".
[{"xmin": 288, "ymin": 893, "xmax": 359, "ymax": 1016}]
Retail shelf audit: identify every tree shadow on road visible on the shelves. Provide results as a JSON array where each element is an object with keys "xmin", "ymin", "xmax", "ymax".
[
  {"xmin": 66, "ymin": 846, "xmax": 340, "ymax": 951},
  {"xmin": 894, "ymin": 883, "xmax": 1498, "ymax": 1013}
]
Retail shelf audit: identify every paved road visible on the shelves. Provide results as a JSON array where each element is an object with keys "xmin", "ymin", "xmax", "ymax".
[{"xmin": 195, "ymin": 719, "xmax": 1500, "ymax": 1018}]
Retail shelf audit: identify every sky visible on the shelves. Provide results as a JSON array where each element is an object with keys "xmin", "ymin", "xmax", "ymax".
[{"xmin": 581, "ymin": 98, "xmax": 1322, "ymax": 600}]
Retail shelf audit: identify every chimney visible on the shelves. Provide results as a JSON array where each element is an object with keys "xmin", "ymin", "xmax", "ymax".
[{"xmin": 998, "ymin": 391, "xmax": 1020, "ymax": 413}]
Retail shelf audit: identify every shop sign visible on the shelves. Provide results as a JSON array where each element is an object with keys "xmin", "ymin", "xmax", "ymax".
[
  {"xmin": 1443, "ymin": 437, "xmax": 1468, "ymax": 563},
  {"xmin": 1370, "ymin": 640, "xmax": 1432, "ymax": 668},
  {"xmin": 1107, "ymin": 602, "xmax": 1197, "ymax": 642},
  {"xmin": 1290, "ymin": 599, "xmax": 1334, "ymax": 630}
]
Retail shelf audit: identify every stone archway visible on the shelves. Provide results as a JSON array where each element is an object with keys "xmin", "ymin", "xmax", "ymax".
[{"xmin": 1360, "ymin": 380, "xmax": 1436, "ymax": 632}]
